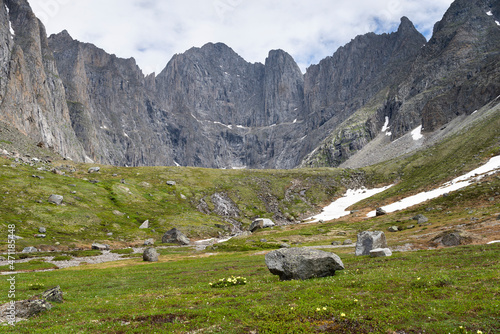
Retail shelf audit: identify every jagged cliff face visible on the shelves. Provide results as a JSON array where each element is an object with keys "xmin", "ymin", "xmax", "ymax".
[
  {"xmin": 302, "ymin": 0, "xmax": 500, "ymax": 167},
  {"xmin": 0, "ymin": 0, "xmax": 85, "ymax": 161},
  {"xmin": 1, "ymin": 0, "xmax": 498, "ymax": 169}
]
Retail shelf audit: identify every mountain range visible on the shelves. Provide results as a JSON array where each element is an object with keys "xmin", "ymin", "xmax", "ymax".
[{"xmin": 0, "ymin": 0, "xmax": 499, "ymax": 169}]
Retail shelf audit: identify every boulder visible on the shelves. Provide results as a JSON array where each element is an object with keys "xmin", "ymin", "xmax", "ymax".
[
  {"xmin": 143, "ymin": 248, "xmax": 159, "ymax": 262},
  {"xmin": 413, "ymin": 214, "xmax": 429, "ymax": 224},
  {"xmin": 139, "ymin": 220, "xmax": 149, "ymax": 229},
  {"xmin": 369, "ymin": 248, "xmax": 393, "ymax": 257},
  {"xmin": 88, "ymin": 167, "xmax": 100, "ymax": 173},
  {"xmin": 432, "ymin": 230, "xmax": 474, "ymax": 247},
  {"xmin": 249, "ymin": 218, "xmax": 275, "ymax": 232},
  {"xmin": 355, "ymin": 231, "xmax": 387, "ymax": 256},
  {"xmin": 48, "ymin": 194, "xmax": 63, "ymax": 205},
  {"xmin": 162, "ymin": 228, "xmax": 190, "ymax": 245},
  {"xmin": 41, "ymin": 286, "xmax": 63, "ymax": 303},
  {"xmin": 265, "ymin": 248, "xmax": 344, "ymax": 281},
  {"xmin": 144, "ymin": 238, "xmax": 154, "ymax": 246},
  {"xmin": 0, "ymin": 299, "xmax": 52, "ymax": 320},
  {"xmin": 376, "ymin": 208, "xmax": 387, "ymax": 216},
  {"xmin": 22, "ymin": 247, "xmax": 38, "ymax": 253},
  {"xmin": 91, "ymin": 243, "xmax": 110, "ymax": 251}
]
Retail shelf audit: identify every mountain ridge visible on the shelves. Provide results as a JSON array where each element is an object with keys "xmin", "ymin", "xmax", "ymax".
[{"xmin": 0, "ymin": 0, "xmax": 499, "ymax": 169}]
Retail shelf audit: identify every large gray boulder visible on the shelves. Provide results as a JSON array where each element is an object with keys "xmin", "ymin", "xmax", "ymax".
[
  {"xmin": 48, "ymin": 194, "xmax": 63, "ymax": 205},
  {"xmin": 249, "ymin": 218, "xmax": 275, "ymax": 232},
  {"xmin": 265, "ymin": 248, "xmax": 344, "ymax": 281},
  {"xmin": 143, "ymin": 248, "xmax": 159, "ymax": 262},
  {"xmin": 355, "ymin": 231, "xmax": 387, "ymax": 256},
  {"xmin": 162, "ymin": 228, "xmax": 190, "ymax": 245}
]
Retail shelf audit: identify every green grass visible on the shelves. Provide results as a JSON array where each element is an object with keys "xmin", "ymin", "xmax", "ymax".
[
  {"xmin": 0, "ymin": 259, "xmax": 57, "ymax": 272},
  {"xmin": 0, "ymin": 244, "xmax": 498, "ymax": 333}
]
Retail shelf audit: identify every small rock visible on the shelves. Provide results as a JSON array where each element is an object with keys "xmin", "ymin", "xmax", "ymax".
[
  {"xmin": 376, "ymin": 208, "xmax": 387, "ymax": 216},
  {"xmin": 144, "ymin": 239, "xmax": 154, "ymax": 246},
  {"xmin": 91, "ymin": 243, "xmax": 110, "ymax": 251},
  {"xmin": 407, "ymin": 225, "xmax": 415, "ymax": 229},
  {"xmin": 162, "ymin": 228, "xmax": 190, "ymax": 245},
  {"xmin": 143, "ymin": 248, "xmax": 159, "ymax": 262},
  {"xmin": 180, "ymin": 194, "xmax": 187, "ymax": 200},
  {"xmin": 55, "ymin": 242, "xmax": 60, "ymax": 246},
  {"xmin": 139, "ymin": 220, "xmax": 149, "ymax": 229},
  {"xmin": 412, "ymin": 214, "xmax": 429, "ymax": 224},
  {"xmin": 22, "ymin": 247, "xmax": 38, "ymax": 253},
  {"xmin": 71, "ymin": 191, "xmax": 77, "ymax": 194},
  {"xmin": 369, "ymin": 248, "xmax": 393, "ymax": 257},
  {"xmin": 388, "ymin": 226, "xmax": 399, "ymax": 232},
  {"xmin": 39, "ymin": 227, "xmax": 47, "ymax": 233},
  {"xmin": 107, "ymin": 232, "xmax": 113, "ymax": 237},
  {"xmin": 337, "ymin": 232, "xmax": 347, "ymax": 236},
  {"xmin": 331, "ymin": 241, "xmax": 340, "ymax": 246},
  {"xmin": 42, "ymin": 286, "xmax": 63, "ymax": 303},
  {"xmin": 34, "ymin": 234, "xmax": 46, "ymax": 238},
  {"xmin": 166, "ymin": 181, "xmax": 176, "ymax": 186},
  {"xmin": 48, "ymin": 194, "xmax": 63, "ymax": 205},
  {"xmin": 279, "ymin": 243, "xmax": 290, "ymax": 248},
  {"xmin": 88, "ymin": 167, "xmax": 100, "ymax": 173},
  {"xmin": 249, "ymin": 218, "xmax": 275, "ymax": 232},
  {"xmin": 113, "ymin": 210, "xmax": 125, "ymax": 216},
  {"xmin": 260, "ymin": 239, "xmax": 268, "ymax": 243},
  {"xmin": 343, "ymin": 239, "xmax": 353, "ymax": 245}
]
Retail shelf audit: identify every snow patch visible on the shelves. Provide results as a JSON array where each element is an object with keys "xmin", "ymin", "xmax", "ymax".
[
  {"xmin": 381, "ymin": 116, "xmax": 390, "ymax": 132},
  {"xmin": 487, "ymin": 240, "xmax": 500, "ymax": 244},
  {"xmin": 100, "ymin": 125, "xmax": 109, "ymax": 130},
  {"xmin": 386, "ymin": 132, "xmax": 392, "ymax": 137},
  {"xmin": 472, "ymin": 110, "xmax": 478, "ymax": 115},
  {"xmin": 214, "ymin": 121, "xmax": 232, "ymax": 129},
  {"xmin": 411, "ymin": 125, "xmax": 423, "ymax": 140},
  {"xmin": 174, "ymin": 161, "xmax": 180, "ymax": 167},
  {"xmin": 496, "ymin": 21, "xmax": 500, "ymax": 26},
  {"xmin": 486, "ymin": 11, "xmax": 493, "ymax": 16},
  {"xmin": 236, "ymin": 125, "xmax": 245, "ymax": 128},
  {"xmin": 293, "ymin": 119, "xmax": 297, "ymax": 124},
  {"xmin": 306, "ymin": 185, "xmax": 393, "ymax": 223},
  {"xmin": 123, "ymin": 132, "xmax": 129, "ymax": 138},
  {"xmin": 232, "ymin": 166, "xmax": 247, "ymax": 170},
  {"xmin": 367, "ymin": 155, "xmax": 500, "ymax": 217}
]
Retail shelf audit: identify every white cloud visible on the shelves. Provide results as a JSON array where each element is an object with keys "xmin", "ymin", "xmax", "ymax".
[{"xmin": 29, "ymin": 0, "xmax": 454, "ymax": 75}]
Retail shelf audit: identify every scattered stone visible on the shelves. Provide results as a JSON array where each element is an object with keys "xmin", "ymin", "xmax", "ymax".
[
  {"xmin": 0, "ymin": 299, "xmax": 52, "ymax": 321},
  {"xmin": 139, "ymin": 181, "xmax": 151, "ymax": 188},
  {"xmin": 22, "ymin": 247, "xmax": 38, "ymax": 253},
  {"xmin": 376, "ymin": 208, "xmax": 387, "ymax": 216},
  {"xmin": 89, "ymin": 180, "xmax": 100, "ymax": 184},
  {"xmin": 0, "ymin": 149, "xmax": 9, "ymax": 155},
  {"xmin": 369, "ymin": 248, "xmax": 393, "ymax": 257},
  {"xmin": 180, "ymin": 194, "xmax": 187, "ymax": 200},
  {"xmin": 337, "ymin": 232, "xmax": 347, "ymax": 236},
  {"xmin": 91, "ymin": 243, "xmax": 110, "ymax": 251},
  {"xmin": 32, "ymin": 175, "xmax": 45, "ymax": 179},
  {"xmin": 260, "ymin": 239, "xmax": 268, "ymax": 243},
  {"xmin": 343, "ymin": 239, "xmax": 353, "ymax": 245},
  {"xmin": 39, "ymin": 227, "xmax": 47, "ymax": 233},
  {"xmin": 144, "ymin": 239, "xmax": 154, "ymax": 246},
  {"xmin": 249, "ymin": 218, "xmax": 275, "ymax": 232},
  {"xmin": 331, "ymin": 241, "xmax": 340, "ymax": 246},
  {"xmin": 388, "ymin": 226, "xmax": 399, "ymax": 232},
  {"xmin": 162, "ymin": 228, "xmax": 190, "ymax": 245},
  {"xmin": 265, "ymin": 248, "xmax": 344, "ymax": 281},
  {"xmin": 139, "ymin": 220, "xmax": 149, "ymax": 229},
  {"xmin": 107, "ymin": 232, "xmax": 113, "ymax": 237},
  {"xmin": 55, "ymin": 242, "xmax": 60, "ymax": 246},
  {"xmin": 113, "ymin": 210, "xmax": 125, "ymax": 216},
  {"xmin": 48, "ymin": 194, "xmax": 63, "ymax": 205},
  {"xmin": 412, "ymin": 214, "xmax": 429, "ymax": 224},
  {"xmin": 143, "ymin": 248, "xmax": 159, "ymax": 262},
  {"xmin": 166, "ymin": 181, "xmax": 176, "ymax": 186},
  {"xmin": 279, "ymin": 243, "xmax": 290, "ymax": 248},
  {"xmin": 407, "ymin": 225, "xmax": 415, "ymax": 229},
  {"xmin": 8, "ymin": 235, "xmax": 23, "ymax": 240},
  {"xmin": 88, "ymin": 167, "xmax": 100, "ymax": 173},
  {"xmin": 51, "ymin": 168, "xmax": 64, "ymax": 175},
  {"xmin": 71, "ymin": 191, "xmax": 77, "ymax": 194},
  {"xmin": 41, "ymin": 286, "xmax": 63, "ymax": 303},
  {"xmin": 34, "ymin": 234, "xmax": 46, "ymax": 238},
  {"xmin": 355, "ymin": 231, "xmax": 387, "ymax": 256},
  {"xmin": 120, "ymin": 179, "xmax": 126, "ymax": 184},
  {"xmin": 431, "ymin": 230, "xmax": 474, "ymax": 247}
]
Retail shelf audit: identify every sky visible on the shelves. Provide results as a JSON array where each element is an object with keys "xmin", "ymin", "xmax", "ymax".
[{"xmin": 29, "ymin": 0, "xmax": 455, "ymax": 75}]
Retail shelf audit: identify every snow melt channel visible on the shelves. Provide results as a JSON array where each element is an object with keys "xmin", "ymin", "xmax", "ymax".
[
  {"xmin": 367, "ymin": 155, "xmax": 500, "ymax": 217},
  {"xmin": 306, "ymin": 185, "xmax": 393, "ymax": 223}
]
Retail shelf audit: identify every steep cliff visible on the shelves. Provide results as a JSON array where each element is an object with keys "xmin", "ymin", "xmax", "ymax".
[{"xmin": 0, "ymin": 0, "xmax": 85, "ymax": 160}]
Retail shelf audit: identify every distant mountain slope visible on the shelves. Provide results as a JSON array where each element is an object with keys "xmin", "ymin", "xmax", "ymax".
[{"xmin": 0, "ymin": 0, "xmax": 498, "ymax": 169}]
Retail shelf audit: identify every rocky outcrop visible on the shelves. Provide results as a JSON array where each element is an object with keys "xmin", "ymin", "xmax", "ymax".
[
  {"xmin": 355, "ymin": 231, "xmax": 388, "ymax": 256},
  {"xmin": 0, "ymin": 0, "xmax": 85, "ymax": 161}
]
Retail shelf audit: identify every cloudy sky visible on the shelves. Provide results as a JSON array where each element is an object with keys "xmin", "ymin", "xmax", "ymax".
[{"xmin": 30, "ymin": 0, "xmax": 454, "ymax": 74}]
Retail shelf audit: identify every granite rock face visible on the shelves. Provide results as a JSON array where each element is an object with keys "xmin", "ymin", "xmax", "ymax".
[{"xmin": 1, "ymin": 0, "xmax": 498, "ymax": 169}]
